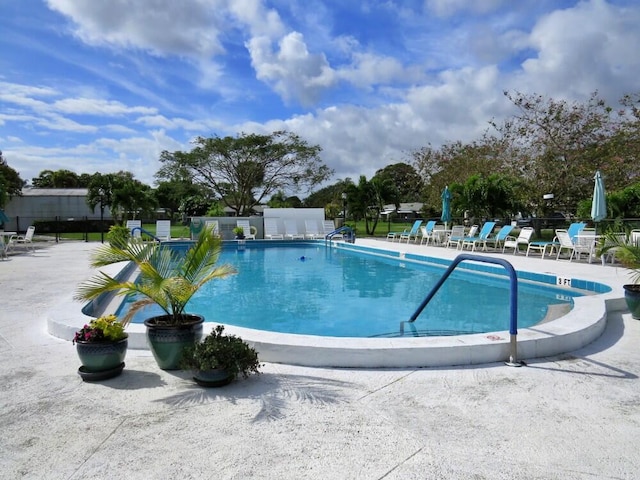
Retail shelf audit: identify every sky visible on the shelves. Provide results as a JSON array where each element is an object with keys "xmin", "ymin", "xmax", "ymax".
[{"xmin": 1, "ymin": 0, "xmax": 639, "ymax": 194}]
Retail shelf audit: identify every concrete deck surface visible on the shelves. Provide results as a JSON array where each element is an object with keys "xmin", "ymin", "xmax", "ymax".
[{"xmin": 1, "ymin": 240, "xmax": 639, "ymax": 479}]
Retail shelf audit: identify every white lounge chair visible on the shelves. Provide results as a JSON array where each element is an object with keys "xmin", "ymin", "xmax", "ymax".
[
  {"xmin": 205, "ymin": 220, "xmax": 220, "ymax": 237},
  {"xmin": 323, "ymin": 220, "xmax": 343, "ymax": 239},
  {"xmin": 304, "ymin": 220, "xmax": 324, "ymax": 239},
  {"xmin": 502, "ymin": 227, "xmax": 534, "ymax": 254},
  {"xmin": 155, "ymin": 220, "xmax": 171, "ymax": 241},
  {"xmin": 419, "ymin": 220, "xmax": 437, "ymax": 245},
  {"xmin": 9, "ymin": 225, "xmax": 35, "ymax": 252},
  {"xmin": 264, "ymin": 218, "xmax": 284, "ymax": 240},
  {"xmin": 236, "ymin": 220, "xmax": 256, "ymax": 240},
  {"xmin": 445, "ymin": 225, "xmax": 466, "ymax": 249},
  {"xmin": 126, "ymin": 220, "xmax": 142, "ymax": 241},
  {"xmin": 284, "ymin": 220, "xmax": 305, "ymax": 240}
]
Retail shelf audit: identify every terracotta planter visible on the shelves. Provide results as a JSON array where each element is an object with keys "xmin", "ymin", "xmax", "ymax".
[
  {"xmin": 623, "ymin": 284, "xmax": 640, "ymax": 320},
  {"xmin": 144, "ymin": 314, "xmax": 204, "ymax": 370}
]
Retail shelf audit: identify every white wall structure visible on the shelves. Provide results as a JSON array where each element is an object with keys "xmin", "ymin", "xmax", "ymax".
[{"xmin": 3, "ymin": 188, "xmax": 112, "ymax": 231}]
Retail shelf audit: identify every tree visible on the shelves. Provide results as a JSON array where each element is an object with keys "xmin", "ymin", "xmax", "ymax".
[
  {"xmin": 87, "ymin": 172, "xmax": 155, "ymax": 223},
  {"xmin": 157, "ymin": 131, "xmax": 333, "ymax": 216},
  {"xmin": 494, "ymin": 91, "xmax": 638, "ymax": 214},
  {"xmin": 0, "ymin": 151, "xmax": 26, "ymax": 208},
  {"xmin": 373, "ymin": 163, "xmax": 423, "ymax": 202},
  {"xmin": 32, "ymin": 169, "xmax": 82, "ymax": 188},
  {"xmin": 450, "ymin": 173, "xmax": 523, "ymax": 221},
  {"xmin": 346, "ymin": 175, "xmax": 397, "ymax": 235},
  {"xmin": 155, "ymin": 179, "xmax": 212, "ymax": 219}
]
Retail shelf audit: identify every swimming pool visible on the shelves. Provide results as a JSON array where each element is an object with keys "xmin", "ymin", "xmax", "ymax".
[{"xmin": 116, "ymin": 242, "xmax": 584, "ymax": 338}]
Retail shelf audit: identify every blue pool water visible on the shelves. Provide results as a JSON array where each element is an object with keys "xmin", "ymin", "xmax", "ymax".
[{"xmin": 116, "ymin": 243, "xmax": 583, "ymax": 338}]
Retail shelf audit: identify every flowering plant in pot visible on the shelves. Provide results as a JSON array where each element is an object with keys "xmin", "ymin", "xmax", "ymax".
[
  {"xmin": 75, "ymin": 226, "xmax": 236, "ymax": 369},
  {"xmin": 73, "ymin": 314, "xmax": 128, "ymax": 380},
  {"xmin": 599, "ymin": 232, "xmax": 640, "ymax": 319},
  {"xmin": 180, "ymin": 325, "xmax": 261, "ymax": 387}
]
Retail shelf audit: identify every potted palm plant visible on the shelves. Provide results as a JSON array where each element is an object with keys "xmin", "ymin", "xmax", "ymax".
[
  {"xmin": 233, "ymin": 225, "xmax": 245, "ymax": 239},
  {"xmin": 180, "ymin": 325, "xmax": 261, "ymax": 387},
  {"xmin": 599, "ymin": 232, "xmax": 640, "ymax": 319},
  {"xmin": 75, "ymin": 227, "xmax": 236, "ymax": 370},
  {"xmin": 73, "ymin": 314, "xmax": 128, "ymax": 381}
]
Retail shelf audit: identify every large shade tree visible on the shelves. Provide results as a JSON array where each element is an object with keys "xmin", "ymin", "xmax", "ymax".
[
  {"xmin": 157, "ymin": 131, "xmax": 333, "ymax": 216},
  {"xmin": 0, "ymin": 151, "xmax": 25, "ymax": 208},
  {"xmin": 87, "ymin": 172, "xmax": 156, "ymax": 223}
]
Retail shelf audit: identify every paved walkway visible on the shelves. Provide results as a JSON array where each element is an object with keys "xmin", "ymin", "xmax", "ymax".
[{"xmin": 1, "ymin": 241, "xmax": 639, "ymax": 479}]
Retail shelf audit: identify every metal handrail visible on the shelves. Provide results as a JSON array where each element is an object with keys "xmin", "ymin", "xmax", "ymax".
[
  {"xmin": 402, "ymin": 253, "xmax": 523, "ymax": 367},
  {"xmin": 326, "ymin": 226, "xmax": 355, "ymax": 243},
  {"xmin": 130, "ymin": 227, "xmax": 161, "ymax": 242}
]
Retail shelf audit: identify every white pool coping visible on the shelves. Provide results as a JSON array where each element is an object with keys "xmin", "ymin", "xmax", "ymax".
[{"xmin": 47, "ymin": 238, "xmax": 630, "ymax": 368}]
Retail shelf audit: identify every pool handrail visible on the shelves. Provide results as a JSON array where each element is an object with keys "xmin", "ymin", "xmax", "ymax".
[
  {"xmin": 326, "ymin": 226, "xmax": 356, "ymax": 243},
  {"xmin": 131, "ymin": 226, "xmax": 161, "ymax": 242},
  {"xmin": 403, "ymin": 253, "xmax": 523, "ymax": 367}
]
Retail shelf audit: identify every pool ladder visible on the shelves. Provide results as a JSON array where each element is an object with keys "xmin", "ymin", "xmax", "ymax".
[
  {"xmin": 401, "ymin": 253, "xmax": 524, "ymax": 367},
  {"xmin": 325, "ymin": 226, "xmax": 356, "ymax": 243}
]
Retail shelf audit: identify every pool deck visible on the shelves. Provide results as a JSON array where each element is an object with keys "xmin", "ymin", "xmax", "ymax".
[{"xmin": 1, "ymin": 240, "xmax": 640, "ymax": 479}]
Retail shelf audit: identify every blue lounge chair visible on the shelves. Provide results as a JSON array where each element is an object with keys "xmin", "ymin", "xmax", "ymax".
[
  {"xmin": 479, "ymin": 224, "xmax": 514, "ymax": 251},
  {"xmin": 399, "ymin": 220, "xmax": 423, "ymax": 243},
  {"xmin": 461, "ymin": 222, "xmax": 496, "ymax": 251}
]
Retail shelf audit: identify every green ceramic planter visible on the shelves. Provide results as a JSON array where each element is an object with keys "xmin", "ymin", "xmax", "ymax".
[
  {"xmin": 76, "ymin": 336, "xmax": 128, "ymax": 372},
  {"xmin": 144, "ymin": 314, "xmax": 204, "ymax": 370},
  {"xmin": 624, "ymin": 285, "xmax": 640, "ymax": 320},
  {"xmin": 193, "ymin": 368, "xmax": 234, "ymax": 387}
]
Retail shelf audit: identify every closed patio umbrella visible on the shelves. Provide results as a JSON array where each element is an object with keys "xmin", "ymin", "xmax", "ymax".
[
  {"xmin": 591, "ymin": 171, "xmax": 606, "ymax": 232},
  {"xmin": 441, "ymin": 186, "xmax": 452, "ymax": 230},
  {"xmin": 0, "ymin": 209, "xmax": 8, "ymax": 224}
]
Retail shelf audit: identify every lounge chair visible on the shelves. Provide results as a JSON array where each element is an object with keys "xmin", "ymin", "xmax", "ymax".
[
  {"xmin": 445, "ymin": 225, "xmax": 467, "ymax": 249},
  {"xmin": 568, "ymin": 222, "xmax": 586, "ymax": 241},
  {"xmin": 572, "ymin": 228, "xmax": 597, "ymax": 262},
  {"xmin": 304, "ymin": 220, "xmax": 324, "ymax": 239},
  {"xmin": 526, "ymin": 238, "xmax": 560, "ymax": 259},
  {"xmin": 399, "ymin": 220, "xmax": 423, "ymax": 243},
  {"xmin": 264, "ymin": 218, "xmax": 284, "ymax": 240},
  {"xmin": 554, "ymin": 229, "xmax": 575, "ymax": 260},
  {"xmin": 323, "ymin": 220, "xmax": 343, "ymax": 240},
  {"xmin": 419, "ymin": 220, "xmax": 437, "ymax": 245},
  {"xmin": 284, "ymin": 219, "xmax": 304, "ymax": 240},
  {"xmin": 482, "ymin": 224, "xmax": 514, "ymax": 251},
  {"xmin": 155, "ymin": 220, "xmax": 171, "ymax": 241},
  {"xmin": 502, "ymin": 227, "xmax": 534, "ymax": 254},
  {"xmin": 9, "ymin": 225, "xmax": 35, "ymax": 252},
  {"xmin": 461, "ymin": 222, "xmax": 496, "ymax": 251},
  {"xmin": 236, "ymin": 220, "xmax": 256, "ymax": 240},
  {"xmin": 126, "ymin": 220, "xmax": 142, "ymax": 241},
  {"xmin": 205, "ymin": 220, "xmax": 220, "ymax": 237}
]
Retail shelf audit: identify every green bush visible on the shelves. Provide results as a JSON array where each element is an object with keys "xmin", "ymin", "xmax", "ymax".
[{"xmin": 106, "ymin": 225, "xmax": 130, "ymax": 248}]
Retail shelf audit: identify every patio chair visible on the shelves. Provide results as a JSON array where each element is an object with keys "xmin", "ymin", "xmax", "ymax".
[
  {"xmin": 571, "ymin": 228, "xmax": 597, "ymax": 263},
  {"xmin": 304, "ymin": 220, "xmax": 324, "ymax": 239},
  {"xmin": 323, "ymin": 220, "xmax": 343, "ymax": 240},
  {"xmin": 482, "ymin": 224, "xmax": 514, "ymax": 251},
  {"xmin": 599, "ymin": 232, "xmax": 628, "ymax": 265},
  {"xmin": 445, "ymin": 225, "xmax": 467, "ymax": 249},
  {"xmin": 419, "ymin": 220, "xmax": 437, "ymax": 245},
  {"xmin": 155, "ymin": 220, "xmax": 171, "ymax": 241},
  {"xmin": 9, "ymin": 225, "xmax": 36, "ymax": 252},
  {"xmin": 236, "ymin": 220, "xmax": 256, "ymax": 240},
  {"xmin": 264, "ymin": 218, "xmax": 284, "ymax": 240},
  {"xmin": 554, "ymin": 229, "xmax": 575, "ymax": 260},
  {"xmin": 284, "ymin": 220, "xmax": 304, "ymax": 240},
  {"xmin": 461, "ymin": 222, "xmax": 496, "ymax": 251},
  {"xmin": 126, "ymin": 220, "xmax": 142, "ymax": 241},
  {"xmin": 204, "ymin": 220, "xmax": 220, "ymax": 237},
  {"xmin": 399, "ymin": 220, "xmax": 423, "ymax": 243},
  {"xmin": 502, "ymin": 227, "xmax": 534, "ymax": 255}
]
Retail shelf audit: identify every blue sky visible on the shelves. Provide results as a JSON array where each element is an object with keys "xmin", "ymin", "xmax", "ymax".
[{"xmin": 1, "ymin": 0, "xmax": 639, "ymax": 192}]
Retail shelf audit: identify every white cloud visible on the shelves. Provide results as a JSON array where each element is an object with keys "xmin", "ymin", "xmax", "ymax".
[{"xmin": 247, "ymin": 32, "xmax": 337, "ymax": 106}]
